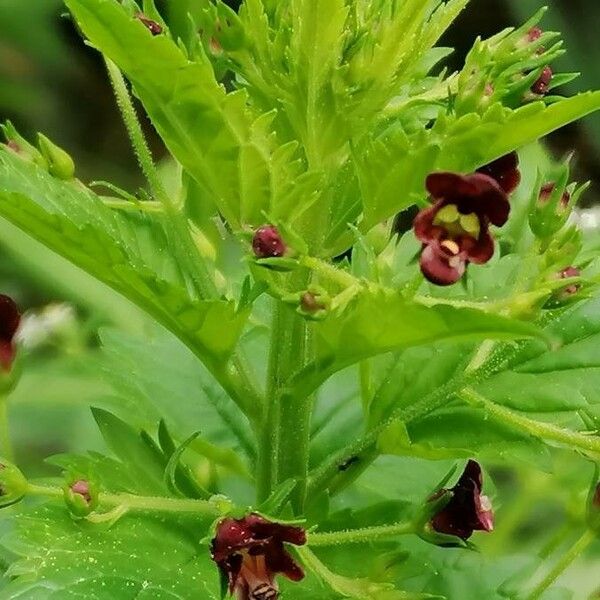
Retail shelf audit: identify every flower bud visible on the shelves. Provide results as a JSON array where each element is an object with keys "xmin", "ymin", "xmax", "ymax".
[
  {"xmin": 252, "ymin": 225, "xmax": 286, "ymax": 259},
  {"xmin": 0, "ymin": 459, "xmax": 28, "ymax": 508},
  {"xmin": 531, "ymin": 66, "xmax": 553, "ymax": 96},
  {"xmin": 298, "ymin": 288, "xmax": 330, "ymax": 320},
  {"xmin": 529, "ymin": 176, "xmax": 578, "ymax": 241},
  {"xmin": 1, "ymin": 122, "xmax": 48, "ymax": 169},
  {"xmin": 64, "ymin": 477, "xmax": 98, "ymax": 518},
  {"xmin": 136, "ymin": 12, "xmax": 163, "ymax": 36},
  {"xmin": 37, "ymin": 134, "xmax": 75, "ymax": 180}
]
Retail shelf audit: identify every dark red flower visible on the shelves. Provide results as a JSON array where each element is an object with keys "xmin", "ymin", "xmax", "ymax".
[
  {"xmin": 136, "ymin": 13, "xmax": 163, "ymax": 36},
  {"xmin": 593, "ymin": 483, "xmax": 600, "ymax": 510},
  {"xmin": 0, "ymin": 295, "xmax": 20, "ymax": 372},
  {"xmin": 252, "ymin": 226, "xmax": 286, "ymax": 259},
  {"xmin": 211, "ymin": 513, "xmax": 306, "ymax": 600},
  {"xmin": 531, "ymin": 66, "xmax": 553, "ymax": 95},
  {"xmin": 431, "ymin": 460, "xmax": 494, "ymax": 541},
  {"xmin": 476, "ymin": 152, "xmax": 521, "ymax": 194},
  {"xmin": 413, "ymin": 172, "xmax": 510, "ymax": 285}
]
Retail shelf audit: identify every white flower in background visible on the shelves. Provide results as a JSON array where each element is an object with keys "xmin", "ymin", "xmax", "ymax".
[{"xmin": 16, "ymin": 303, "xmax": 77, "ymax": 350}]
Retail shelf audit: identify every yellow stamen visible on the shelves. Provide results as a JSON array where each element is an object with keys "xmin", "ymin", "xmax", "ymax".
[{"xmin": 440, "ymin": 239, "xmax": 460, "ymax": 255}]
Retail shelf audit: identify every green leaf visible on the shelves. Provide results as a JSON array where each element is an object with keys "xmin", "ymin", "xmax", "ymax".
[
  {"xmin": 0, "ymin": 148, "xmax": 249, "ymax": 367},
  {"xmin": 297, "ymin": 547, "xmax": 440, "ymax": 600},
  {"xmin": 358, "ymin": 94, "xmax": 600, "ymax": 228},
  {"xmin": 65, "ymin": 0, "xmax": 300, "ymax": 229},
  {"xmin": 290, "ymin": 287, "xmax": 545, "ymax": 398},
  {"xmin": 98, "ymin": 326, "xmax": 255, "ymax": 462},
  {"xmin": 91, "ymin": 408, "xmax": 168, "ymax": 495},
  {"xmin": 0, "ymin": 505, "xmax": 220, "ymax": 599},
  {"xmin": 379, "ymin": 407, "xmax": 551, "ymax": 467}
]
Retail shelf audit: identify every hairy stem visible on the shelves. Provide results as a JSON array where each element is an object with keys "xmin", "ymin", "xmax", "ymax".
[
  {"xmin": 308, "ymin": 521, "xmax": 415, "ymax": 547},
  {"xmin": 106, "ymin": 59, "xmax": 264, "ymax": 424},
  {"xmin": 27, "ymin": 483, "xmax": 229, "ymax": 517},
  {"xmin": 461, "ymin": 388, "xmax": 600, "ymax": 457},
  {"xmin": 257, "ymin": 273, "xmax": 313, "ymax": 510}
]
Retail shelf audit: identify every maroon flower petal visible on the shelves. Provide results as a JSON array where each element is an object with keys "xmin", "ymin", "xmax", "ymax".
[
  {"xmin": 431, "ymin": 460, "xmax": 494, "ymax": 541},
  {"xmin": 0, "ymin": 295, "xmax": 20, "ymax": 372},
  {"xmin": 425, "ymin": 172, "xmax": 510, "ymax": 227},
  {"xmin": 0, "ymin": 295, "xmax": 20, "ymax": 343},
  {"xmin": 413, "ymin": 201, "xmax": 445, "ymax": 244},
  {"xmin": 419, "ymin": 242, "xmax": 466, "ymax": 286},
  {"xmin": 265, "ymin": 541, "xmax": 305, "ymax": 582},
  {"xmin": 211, "ymin": 514, "xmax": 306, "ymax": 598},
  {"xmin": 461, "ymin": 230, "xmax": 495, "ymax": 265},
  {"xmin": 476, "ymin": 152, "xmax": 521, "ymax": 194}
]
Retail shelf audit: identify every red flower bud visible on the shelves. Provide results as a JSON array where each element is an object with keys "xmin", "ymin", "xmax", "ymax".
[
  {"xmin": 136, "ymin": 13, "xmax": 163, "ymax": 36},
  {"xmin": 252, "ymin": 226, "xmax": 286, "ymax": 259},
  {"xmin": 557, "ymin": 266, "xmax": 581, "ymax": 298},
  {"xmin": 531, "ymin": 66, "xmax": 553, "ymax": 95}
]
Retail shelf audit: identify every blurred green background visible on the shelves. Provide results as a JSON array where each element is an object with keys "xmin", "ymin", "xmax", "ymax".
[{"xmin": 0, "ymin": 1, "xmax": 598, "ymax": 597}]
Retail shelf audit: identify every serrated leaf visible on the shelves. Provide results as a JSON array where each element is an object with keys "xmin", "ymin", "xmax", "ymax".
[
  {"xmin": 379, "ymin": 407, "xmax": 551, "ymax": 468},
  {"xmin": 0, "ymin": 505, "xmax": 220, "ymax": 599},
  {"xmin": 0, "ymin": 148, "xmax": 250, "ymax": 369},
  {"xmin": 92, "ymin": 408, "xmax": 168, "ymax": 494},
  {"xmin": 65, "ymin": 0, "xmax": 300, "ymax": 229},
  {"xmin": 290, "ymin": 287, "xmax": 545, "ymax": 398},
  {"xmin": 358, "ymin": 93, "xmax": 600, "ymax": 228}
]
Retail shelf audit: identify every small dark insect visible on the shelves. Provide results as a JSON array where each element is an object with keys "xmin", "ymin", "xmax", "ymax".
[
  {"xmin": 338, "ymin": 456, "xmax": 359, "ymax": 472},
  {"xmin": 250, "ymin": 582, "xmax": 278, "ymax": 600}
]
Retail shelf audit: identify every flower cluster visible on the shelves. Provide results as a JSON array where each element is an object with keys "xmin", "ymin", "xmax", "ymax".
[
  {"xmin": 211, "ymin": 513, "xmax": 306, "ymax": 600},
  {"xmin": 413, "ymin": 153, "xmax": 519, "ymax": 285}
]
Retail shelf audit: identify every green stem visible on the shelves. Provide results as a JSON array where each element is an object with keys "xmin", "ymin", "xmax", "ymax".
[
  {"xmin": 106, "ymin": 59, "xmax": 264, "ymax": 424},
  {"xmin": 26, "ymin": 483, "xmax": 228, "ymax": 517},
  {"xmin": 105, "ymin": 59, "xmax": 169, "ymax": 204},
  {"xmin": 308, "ymin": 521, "xmax": 415, "ymax": 547},
  {"xmin": 0, "ymin": 399, "xmax": 13, "ymax": 461},
  {"xmin": 524, "ymin": 529, "xmax": 595, "ymax": 600},
  {"xmin": 257, "ymin": 273, "xmax": 313, "ymax": 510},
  {"xmin": 300, "ymin": 256, "xmax": 358, "ymax": 288},
  {"xmin": 461, "ymin": 388, "xmax": 600, "ymax": 457},
  {"xmin": 306, "ymin": 342, "xmax": 499, "ymax": 501}
]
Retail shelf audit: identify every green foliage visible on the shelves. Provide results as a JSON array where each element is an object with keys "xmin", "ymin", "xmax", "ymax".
[
  {"xmin": 1, "ymin": 0, "xmax": 600, "ymax": 598},
  {"xmin": 1, "ymin": 505, "xmax": 220, "ymax": 599}
]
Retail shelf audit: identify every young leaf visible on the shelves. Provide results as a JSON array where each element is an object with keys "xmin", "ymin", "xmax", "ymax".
[{"xmin": 65, "ymin": 0, "xmax": 300, "ymax": 229}]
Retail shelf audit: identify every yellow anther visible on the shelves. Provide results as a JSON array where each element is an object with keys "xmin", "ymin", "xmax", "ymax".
[{"xmin": 440, "ymin": 239, "xmax": 460, "ymax": 255}]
